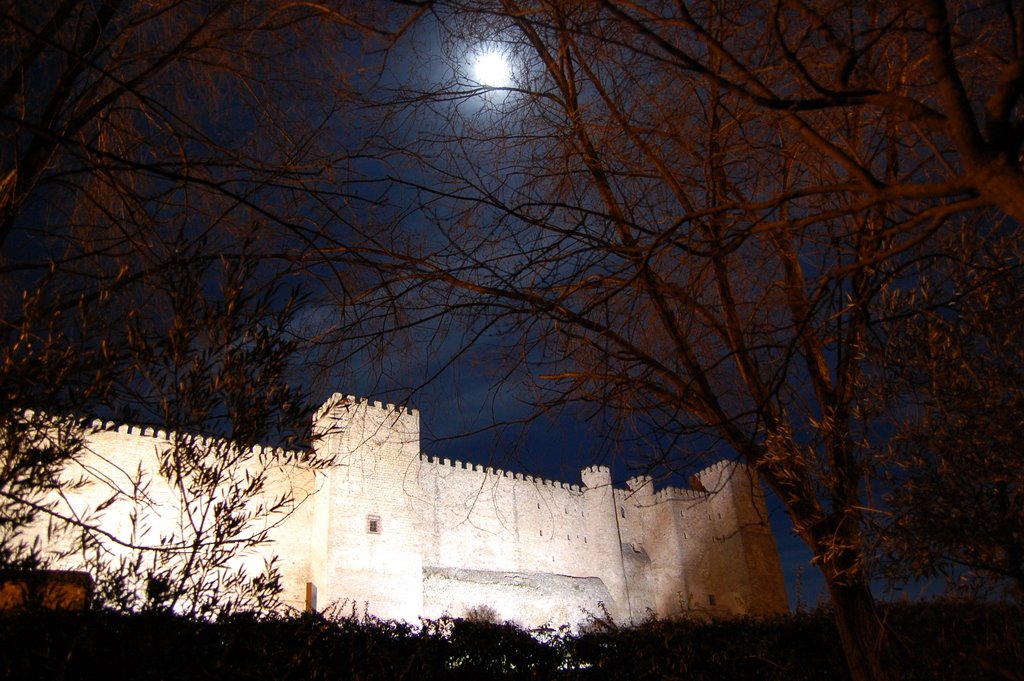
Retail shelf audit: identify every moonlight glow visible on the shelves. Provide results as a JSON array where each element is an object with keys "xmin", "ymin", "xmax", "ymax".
[{"xmin": 473, "ymin": 51, "xmax": 511, "ymax": 87}]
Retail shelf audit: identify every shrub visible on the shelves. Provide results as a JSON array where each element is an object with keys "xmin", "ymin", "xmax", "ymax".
[{"xmin": 0, "ymin": 600, "xmax": 1019, "ymax": 680}]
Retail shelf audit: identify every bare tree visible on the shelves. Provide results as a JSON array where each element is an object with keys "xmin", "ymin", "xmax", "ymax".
[
  {"xmin": 359, "ymin": 1, "xmax": 1024, "ymax": 679},
  {"xmin": 0, "ymin": 0, "xmax": 401, "ymax": 247}
]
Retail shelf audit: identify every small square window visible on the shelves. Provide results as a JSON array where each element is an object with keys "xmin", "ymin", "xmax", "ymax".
[{"xmin": 367, "ymin": 514, "xmax": 382, "ymax": 534}]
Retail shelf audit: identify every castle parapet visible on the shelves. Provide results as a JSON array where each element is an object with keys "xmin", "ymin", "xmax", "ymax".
[
  {"xmin": 652, "ymin": 486, "xmax": 708, "ymax": 504},
  {"xmin": 314, "ymin": 393, "xmax": 419, "ymax": 426}
]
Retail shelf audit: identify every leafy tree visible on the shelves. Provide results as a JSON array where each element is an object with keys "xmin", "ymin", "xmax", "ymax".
[
  {"xmin": 876, "ymin": 233, "xmax": 1024, "ymax": 600},
  {"xmin": 0, "ymin": 278, "xmax": 117, "ymax": 569},
  {"xmin": 357, "ymin": 1, "xmax": 1024, "ymax": 679},
  {"xmin": 1, "ymin": 235, "xmax": 337, "ymax": 615},
  {"xmin": 0, "ymin": 0, "xmax": 392, "ymax": 614}
]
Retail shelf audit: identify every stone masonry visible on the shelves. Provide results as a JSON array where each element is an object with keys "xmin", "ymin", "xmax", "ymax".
[{"xmin": 33, "ymin": 393, "xmax": 788, "ymax": 626}]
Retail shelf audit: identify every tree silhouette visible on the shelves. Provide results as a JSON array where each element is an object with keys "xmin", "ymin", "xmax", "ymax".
[
  {"xmin": 0, "ymin": 0, "xmax": 393, "ymax": 614},
  {"xmin": 362, "ymin": 2, "xmax": 1024, "ymax": 679},
  {"xmin": 876, "ymin": 232, "xmax": 1024, "ymax": 600}
]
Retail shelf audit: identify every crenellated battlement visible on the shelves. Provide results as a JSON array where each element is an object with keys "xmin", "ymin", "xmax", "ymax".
[
  {"xmin": 29, "ymin": 392, "xmax": 787, "ymax": 625},
  {"xmin": 314, "ymin": 392, "xmax": 418, "ymax": 424},
  {"xmin": 626, "ymin": 474, "xmax": 653, "ymax": 492},
  {"xmin": 412, "ymin": 451, "xmax": 739, "ymax": 502},
  {"xmin": 417, "ymin": 453, "xmax": 583, "ymax": 492},
  {"xmin": 652, "ymin": 486, "xmax": 708, "ymax": 504},
  {"xmin": 696, "ymin": 458, "xmax": 738, "ymax": 479},
  {"xmin": 83, "ymin": 415, "xmax": 309, "ymax": 463}
]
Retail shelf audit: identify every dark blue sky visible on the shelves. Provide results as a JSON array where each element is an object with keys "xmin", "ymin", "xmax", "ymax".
[{"xmin": 3, "ymin": 0, "xmax": 952, "ymax": 616}]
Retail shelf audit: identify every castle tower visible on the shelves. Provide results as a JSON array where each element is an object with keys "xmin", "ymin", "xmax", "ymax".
[
  {"xmin": 311, "ymin": 394, "xmax": 424, "ymax": 620},
  {"xmin": 696, "ymin": 461, "xmax": 787, "ymax": 615},
  {"xmin": 580, "ymin": 465, "xmax": 631, "ymax": 620},
  {"xmin": 633, "ymin": 485, "xmax": 708, "ymax": 620}
]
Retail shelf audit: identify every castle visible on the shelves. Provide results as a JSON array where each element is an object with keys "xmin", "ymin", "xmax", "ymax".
[{"xmin": 31, "ymin": 394, "xmax": 787, "ymax": 625}]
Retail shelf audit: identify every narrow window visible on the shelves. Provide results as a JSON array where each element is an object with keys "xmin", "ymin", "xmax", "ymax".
[
  {"xmin": 620, "ymin": 506, "xmax": 625, "ymax": 519},
  {"xmin": 683, "ymin": 531, "xmax": 688, "ymax": 539},
  {"xmin": 367, "ymin": 514, "xmax": 382, "ymax": 534},
  {"xmin": 539, "ymin": 529, "xmax": 543, "ymax": 536},
  {"xmin": 708, "ymin": 594, "xmax": 716, "ymax": 607},
  {"xmin": 305, "ymin": 582, "xmax": 317, "ymax": 613}
]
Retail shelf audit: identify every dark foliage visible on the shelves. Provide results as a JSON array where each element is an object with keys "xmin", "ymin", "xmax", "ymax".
[
  {"xmin": 873, "ymin": 236, "xmax": 1024, "ymax": 598},
  {"xmin": 565, "ymin": 615, "xmax": 849, "ymax": 680},
  {"xmin": 0, "ymin": 602, "xmax": 1018, "ymax": 680},
  {"xmin": 882, "ymin": 601, "xmax": 1024, "ymax": 681}
]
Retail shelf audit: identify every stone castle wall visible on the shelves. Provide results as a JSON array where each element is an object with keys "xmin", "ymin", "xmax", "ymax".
[
  {"xmin": 30, "ymin": 416, "xmax": 320, "ymax": 610},
  {"xmin": 28, "ymin": 394, "xmax": 788, "ymax": 626}
]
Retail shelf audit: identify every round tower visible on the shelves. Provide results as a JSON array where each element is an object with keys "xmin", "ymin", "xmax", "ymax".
[{"xmin": 581, "ymin": 465, "xmax": 631, "ymax": 620}]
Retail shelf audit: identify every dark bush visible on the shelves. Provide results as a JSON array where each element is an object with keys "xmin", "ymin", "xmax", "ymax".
[
  {"xmin": 883, "ymin": 601, "xmax": 1023, "ymax": 681},
  {"xmin": 563, "ymin": 613, "xmax": 849, "ymax": 680},
  {"xmin": 0, "ymin": 601, "xmax": 1019, "ymax": 680}
]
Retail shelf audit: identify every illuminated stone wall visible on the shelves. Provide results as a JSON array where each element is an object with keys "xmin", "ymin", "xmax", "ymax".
[
  {"xmin": 28, "ymin": 418, "xmax": 319, "ymax": 610},
  {"xmin": 306, "ymin": 394, "xmax": 786, "ymax": 625},
  {"xmin": 32, "ymin": 394, "xmax": 788, "ymax": 626}
]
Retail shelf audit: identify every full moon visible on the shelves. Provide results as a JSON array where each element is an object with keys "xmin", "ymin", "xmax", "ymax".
[{"xmin": 474, "ymin": 51, "xmax": 511, "ymax": 87}]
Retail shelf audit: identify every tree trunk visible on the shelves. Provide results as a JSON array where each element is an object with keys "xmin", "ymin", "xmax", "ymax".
[
  {"xmin": 826, "ymin": 576, "xmax": 899, "ymax": 681},
  {"xmin": 982, "ymin": 165, "xmax": 1024, "ymax": 227}
]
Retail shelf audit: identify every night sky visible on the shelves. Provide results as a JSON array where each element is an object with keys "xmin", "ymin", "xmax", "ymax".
[{"xmin": 4, "ymin": 1, "xmax": 969, "ymax": 617}]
